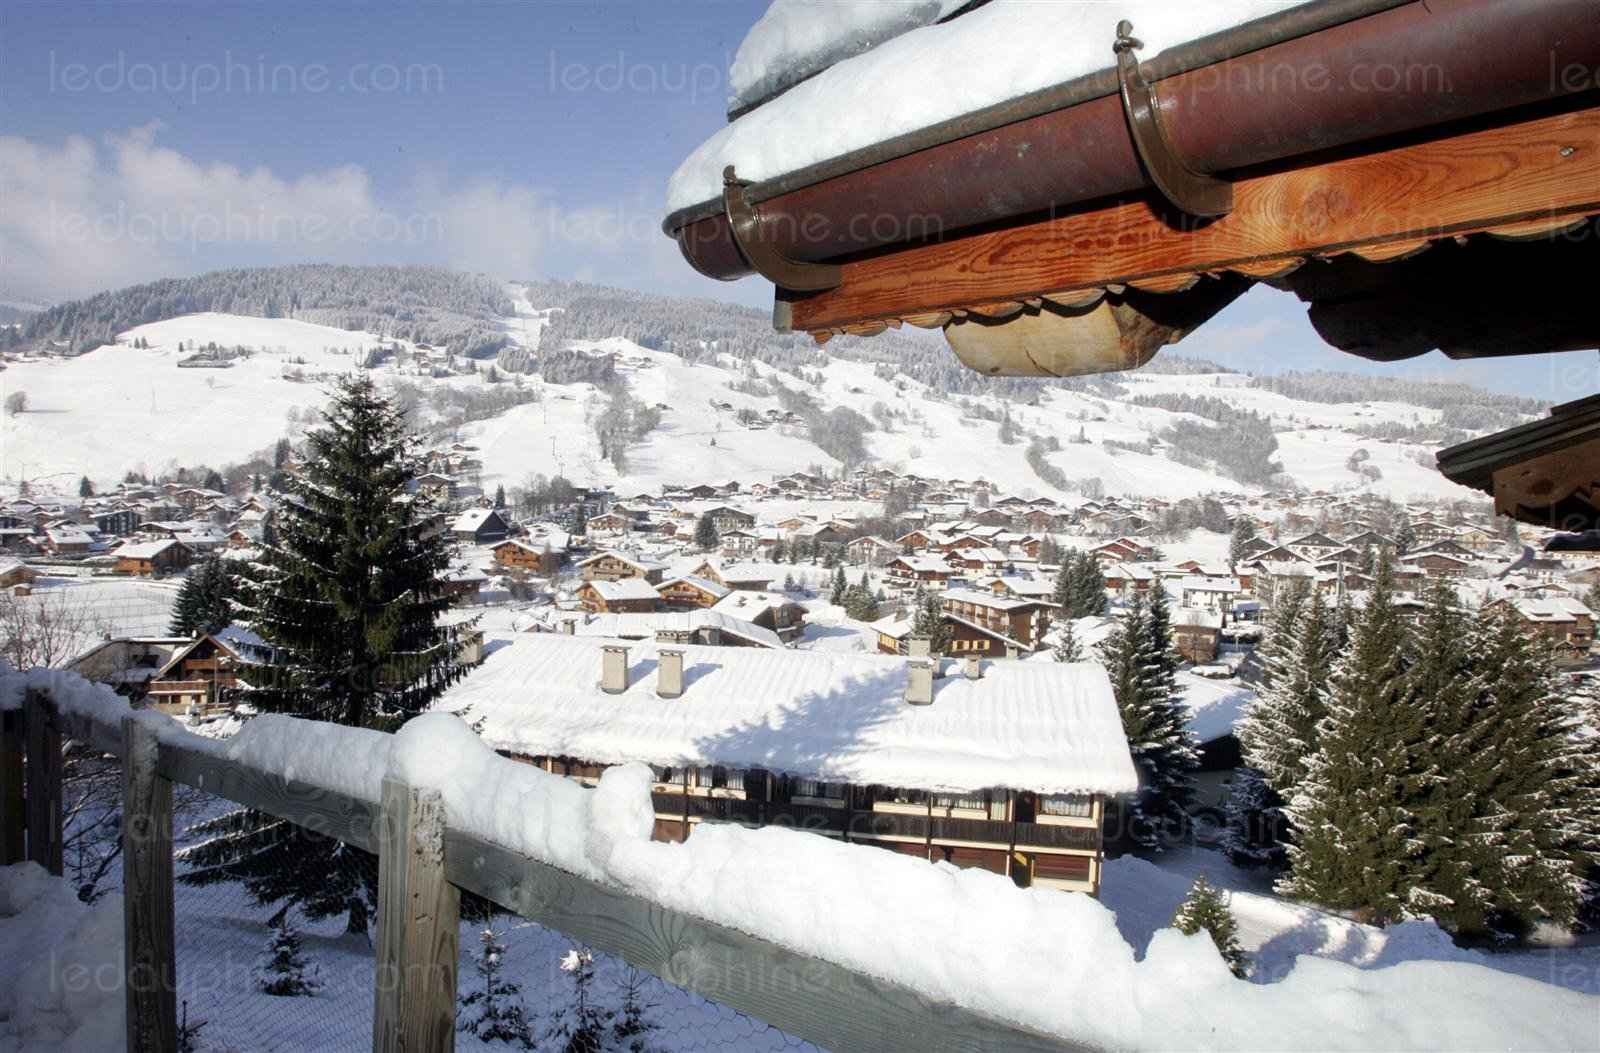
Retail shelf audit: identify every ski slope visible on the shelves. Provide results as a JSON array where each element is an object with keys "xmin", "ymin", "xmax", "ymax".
[{"xmin": 0, "ymin": 292, "xmax": 1488, "ymax": 503}]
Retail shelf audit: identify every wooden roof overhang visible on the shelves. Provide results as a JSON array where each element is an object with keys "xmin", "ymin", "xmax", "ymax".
[
  {"xmin": 1438, "ymin": 396, "xmax": 1600, "ymax": 535},
  {"xmin": 665, "ymin": 0, "xmax": 1600, "ymax": 372}
]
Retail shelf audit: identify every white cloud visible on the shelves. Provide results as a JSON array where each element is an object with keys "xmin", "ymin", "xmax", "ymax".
[{"xmin": 0, "ymin": 124, "xmax": 740, "ymax": 305}]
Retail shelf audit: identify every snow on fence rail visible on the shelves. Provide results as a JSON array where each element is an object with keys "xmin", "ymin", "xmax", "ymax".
[
  {"xmin": 3, "ymin": 665, "xmax": 1596, "ymax": 1053},
  {"xmin": 0, "ymin": 671, "xmax": 1081, "ymax": 1053}
]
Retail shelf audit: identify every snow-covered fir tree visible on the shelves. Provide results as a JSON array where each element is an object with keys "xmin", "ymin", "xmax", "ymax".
[
  {"xmin": 1219, "ymin": 767, "xmax": 1286, "ymax": 870},
  {"xmin": 1240, "ymin": 585, "xmax": 1338, "ymax": 795},
  {"xmin": 1172, "ymin": 877, "xmax": 1249, "ymax": 979},
  {"xmin": 168, "ymin": 555, "xmax": 242, "ymax": 637},
  {"xmin": 829, "ymin": 566, "xmax": 848, "ymax": 606},
  {"xmin": 458, "ymin": 927, "xmax": 534, "ymax": 1047},
  {"xmin": 1053, "ymin": 617, "xmax": 1082, "ymax": 663},
  {"xmin": 693, "ymin": 513, "xmax": 718, "ymax": 551},
  {"xmin": 253, "ymin": 911, "xmax": 322, "ymax": 997},
  {"xmin": 911, "ymin": 587, "xmax": 952, "ymax": 654},
  {"xmin": 180, "ymin": 374, "xmax": 473, "ymax": 935},
  {"xmin": 546, "ymin": 947, "xmax": 607, "ymax": 1053},
  {"xmin": 1099, "ymin": 592, "xmax": 1197, "ymax": 849},
  {"xmin": 1278, "ymin": 556, "xmax": 1424, "ymax": 923}
]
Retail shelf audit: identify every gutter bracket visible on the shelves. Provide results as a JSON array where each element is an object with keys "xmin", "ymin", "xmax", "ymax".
[
  {"xmin": 722, "ymin": 166, "xmax": 843, "ymax": 292},
  {"xmin": 1114, "ymin": 21, "xmax": 1235, "ymax": 219}
]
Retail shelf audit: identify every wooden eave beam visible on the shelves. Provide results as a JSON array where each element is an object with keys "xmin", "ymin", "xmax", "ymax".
[{"xmin": 782, "ymin": 103, "xmax": 1600, "ymax": 335}]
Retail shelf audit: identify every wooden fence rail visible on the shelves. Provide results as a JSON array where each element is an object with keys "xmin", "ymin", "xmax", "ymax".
[{"xmin": 0, "ymin": 689, "xmax": 1088, "ymax": 1053}]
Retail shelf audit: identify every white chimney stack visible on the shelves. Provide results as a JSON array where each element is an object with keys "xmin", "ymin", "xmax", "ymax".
[
  {"xmin": 601, "ymin": 645, "xmax": 630, "ymax": 694},
  {"xmin": 906, "ymin": 659, "xmax": 934, "ymax": 706},
  {"xmin": 657, "ymin": 648, "xmax": 685, "ymax": 699},
  {"xmin": 964, "ymin": 655, "xmax": 982, "ymax": 679},
  {"xmin": 907, "ymin": 636, "xmax": 931, "ymax": 658}
]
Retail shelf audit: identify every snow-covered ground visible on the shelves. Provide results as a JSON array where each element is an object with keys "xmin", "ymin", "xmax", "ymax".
[{"xmin": 1, "ymin": 300, "xmax": 1484, "ymax": 504}]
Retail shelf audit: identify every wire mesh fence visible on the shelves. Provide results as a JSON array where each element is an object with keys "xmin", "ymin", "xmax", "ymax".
[{"xmin": 164, "ymin": 788, "xmax": 819, "ymax": 1053}]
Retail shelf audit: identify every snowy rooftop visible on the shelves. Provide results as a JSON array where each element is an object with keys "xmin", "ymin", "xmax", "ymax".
[
  {"xmin": 582, "ymin": 578, "xmax": 661, "ymax": 602},
  {"xmin": 669, "ymin": 0, "xmax": 1314, "ymax": 211},
  {"xmin": 439, "ymin": 634, "xmax": 1137, "ymax": 795},
  {"xmin": 544, "ymin": 608, "xmax": 783, "ymax": 649}
]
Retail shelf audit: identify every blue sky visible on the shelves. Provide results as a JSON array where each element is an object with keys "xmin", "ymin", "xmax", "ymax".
[{"xmin": 0, "ymin": 0, "xmax": 1585, "ymax": 400}]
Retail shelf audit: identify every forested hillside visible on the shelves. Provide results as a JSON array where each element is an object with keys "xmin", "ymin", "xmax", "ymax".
[{"xmin": 11, "ymin": 265, "xmax": 513, "ymax": 358}]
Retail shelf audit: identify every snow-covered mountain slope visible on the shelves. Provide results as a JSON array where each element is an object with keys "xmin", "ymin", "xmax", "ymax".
[{"xmin": 0, "ymin": 283, "xmax": 1517, "ymax": 502}]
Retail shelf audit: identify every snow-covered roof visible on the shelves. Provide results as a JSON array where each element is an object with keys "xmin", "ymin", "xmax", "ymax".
[
  {"xmin": 450, "ymin": 507, "xmax": 504, "ymax": 533},
  {"xmin": 1178, "ymin": 576, "xmax": 1242, "ymax": 594},
  {"xmin": 438, "ymin": 634, "xmax": 1136, "ymax": 795},
  {"xmin": 942, "ymin": 588, "xmax": 1039, "ymax": 612},
  {"xmin": 659, "ymin": 575, "xmax": 732, "ymax": 600},
  {"xmin": 710, "ymin": 589, "xmax": 795, "ymax": 616},
  {"xmin": 114, "ymin": 539, "xmax": 182, "ymax": 559},
  {"xmin": 582, "ymin": 578, "xmax": 661, "ymax": 602},
  {"xmin": 545, "ymin": 608, "xmax": 783, "ymax": 649},
  {"xmin": 577, "ymin": 550, "xmax": 666, "ymax": 573}
]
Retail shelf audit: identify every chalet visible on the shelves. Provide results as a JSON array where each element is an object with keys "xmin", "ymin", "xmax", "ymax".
[
  {"xmin": 1101, "ymin": 563, "xmax": 1155, "ymax": 599},
  {"xmin": 584, "ymin": 511, "xmax": 633, "ymax": 535},
  {"xmin": 1401, "ymin": 552, "xmax": 1473, "ymax": 578},
  {"xmin": 1178, "ymin": 576, "xmax": 1242, "ymax": 613},
  {"xmin": 577, "ymin": 551, "xmax": 666, "ymax": 584},
  {"xmin": 706, "ymin": 561, "xmax": 775, "ymax": 592},
  {"xmin": 1171, "ymin": 608, "xmax": 1223, "ymax": 664},
  {"xmin": 0, "ymin": 559, "xmax": 36, "ymax": 590},
  {"xmin": 94, "ymin": 509, "xmax": 142, "ymax": 536},
  {"xmin": 576, "ymin": 577, "xmax": 662, "ymax": 614},
  {"xmin": 442, "ymin": 635, "xmax": 1136, "ymax": 895},
  {"xmin": 656, "ymin": 575, "xmax": 733, "ymax": 610},
  {"xmin": 703, "ymin": 505, "xmax": 757, "ymax": 533},
  {"xmin": 492, "ymin": 538, "xmax": 562, "ymax": 576},
  {"xmin": 44, "ymin": 524, "xmax": 95, "ymax": 556},
  {"xmin": 940, "ymin": 589, "xmax": 1052, "ymax": 653},
  {"xmin": 115, "ymin": 539, "xmax": 191, "ymax": 577},
  {"xmin": 141, "ymin": 625, "xmax": 264, "ymax": 716},
  {"xmin": 945, "ymin": 547, "xmax": 1009, "ymax": 574},
  {"xmin": 451, "ymin": 507, "xmax": 511, "ymax": 545},
  {"xmin": 710, "ymin": 589, "xmax": 806, "ymax": 641},
  {"xmin": 68, "ymin": 636, "xmax": 191, "ymax": 696},
  {"xmin": 1285, "ymin": 532, "xmax": 1345, "ymax": 562},
  {"xmin": 441, "ymin": 565, "xmax": 488, "ymax": 605},
  {"xmin": 885, "ymin": 555, "xmax": 956, "ymax": 588},
  {"xmin": 414, "ymin": 472, "xmax": 455, "ymax": 504},
  {"xmin": 986, "ymin": 577, "xmax": 1057, "ymax": 606},
  {"xmin": 1492, "ymin": 597, "xmax": 1595, "ymax": 661},
  {"xmin": 224, "ymin": 528, "xmax": 257, "ymax": 549},
  {"xmin": 846, "ymin": 535, "xmax": 900, "ymax": 566},
  {"xmin": 1092, "ymin": 538, "xmax": 1154, "ymax": 565}
]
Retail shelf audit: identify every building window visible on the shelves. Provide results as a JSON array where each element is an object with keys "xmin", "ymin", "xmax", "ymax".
[
  {"xmin": 793, "ymin": 779, "xmax": 844, "ymax": 800},
  {"xmin": 932, "ymin": 793, "xmax": 987, "ymax": 812},
  {"xmin": 1041, "ymin": 794, "xmax": 1093, "ymax": 818}
]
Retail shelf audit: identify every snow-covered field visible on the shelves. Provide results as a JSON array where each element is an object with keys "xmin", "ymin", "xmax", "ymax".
[{"xmin": 1, "ymin": 295, "xmax": 1483, "ymax": 503}]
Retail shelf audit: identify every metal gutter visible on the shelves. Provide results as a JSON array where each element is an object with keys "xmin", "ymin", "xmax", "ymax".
[{"xmin": 667, "ymin": 0, "xmax": 1600, "ymax": 283}]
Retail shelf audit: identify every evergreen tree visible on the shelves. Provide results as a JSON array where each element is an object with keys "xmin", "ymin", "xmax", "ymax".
[
  {"xmin": 253, "ymin": 911, "xmax": 322, "ymax": 996},
  {"xmin": 78, "ymin": 475, "xmax": 94, "ymax": 498},
  {"xmin": 459, "ymin": 927, "xmax": 534, "ymax": 1046},
  {"xmin": 1099, "ymin": 593, "xmax": 1197, "ymax": 849},
  {"xmin": 1051, "ymin": 556, "xmax": 1074, "ymax": 612},
  {"xmin": 1240, "ymin": 585, "xmax": 1335, "ymax": 796},
  {"xmin": 1171, "ymin": 878, "xmax": 1249, "ymax": 979},
  {"xmin": 493, "ymin": 483, "xmax": 507, "ymax": 509},
  {"xmin": 547, "ymin": 947, "xmax": 607, "ymax": 1053},
  {"xmin": 1220, "ymin": 767, "xmax": 1287, "ymax": 870},
  {"xmin": 693, "ymin": 513, "xmax": 719, "ymax": 551},
  {"xmin": 1053, "ymin": 617, "xmax": 1082, "ymax": 663},
  {"xmin": 1278, "ymin": 556, "xmax": 1425, "ymax": 923},
  {"xmin": 168, "ymin": 556, "xmax": 240, "ymax": 637},
  {"xmin": 180, "ymin": 375, "xmax": 471, "ymax": 934},
  {"xmin": 1395, "ymin": 514, "xmax": 1417, "ymax": 555},
  {"xmin": 611, "ymin": 967, "xmax": 659, "ymax": 1053},
  {"xmin": 1227, "ymin": 518, "xmax": 1253, "ymax": 568},
  {"xmin": 829, "ymin": 566, "xmax": 847, "ymax": 606},
  {"xmin": 911, "ymin": 589, "xmax": 951, "ymax": 654},
  {"xmin": 1072, "ymin": 552, "xmax": 1108, "ymax": 617}
]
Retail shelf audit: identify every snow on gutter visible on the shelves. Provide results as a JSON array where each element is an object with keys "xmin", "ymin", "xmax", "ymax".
[{"xmin": 664, "ymin": 0, "xmax": 1600, "ymax": 283}]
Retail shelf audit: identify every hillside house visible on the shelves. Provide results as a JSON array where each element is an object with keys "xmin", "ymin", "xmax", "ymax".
[
  {"xmin": 450, "ymin": 507, "xmax": 511, "ymax": 545},
  {"xmin": 543, "ymin": 608, "xmax": 782, "ymax": 649},
  {"xmin": 115, "ymin": 539, "xmax": 191, "ymax": 577},
  {"xmin": 94, "ymin": 509, "xmax": 143, "ymax": 536},
  {"xmin": 1171, "ymin": 608, "xmax": 1224, "ymax": 663},
  {"xmin": 710, "ymin": 590, "xmax": 806, "ymax": 641},
  {"xmin": 1493, "ymin": 598, "xmax": 1595, "ymax": 661},
  {"xmin": 656, "ymin": 575, "xmax": 733, "ymax": 611},
  {"xmin": 142, "ymin": 625, "xmax": 264, "ymax": 716},
  {"xmin": 885, "ymin": 555, "xmax": 956, "ymax": 588},
  {"xmin": 703, "ymin": 505, "xmax": 756, "ymax": 533},
  {"xmin": 576, "ymin": 577, "xmax": 662, "ymax": 614},
  {"xmin": 584, "ymin": 511, "xmax": 634, "ymax": 536},
  {"xmin": 577, "ymin": 551, "xmax": 666, "ymax": 584},
  {"xmin": 44, "ymin": 524, "xmax": 95, "ymax": 556},
  {"xmin": 493, "ymin": 539, "xmax": 562, "ymax": 576},
  {"xmin": 1179, "ymin": 576, "xmax": 1243, "ymax": 614},
  {"xmin": 941, "ymin": 589, "xmax": 1052, "ymax": 653},
  {"xmin": 443, "ymin": 636, "xmax": 1136, "ymax": 894}
]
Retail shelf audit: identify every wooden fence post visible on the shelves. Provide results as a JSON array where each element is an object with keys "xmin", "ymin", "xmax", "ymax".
[
  {"xmin": 122, "ymin": 715, "xmax": 177, "ymax": 1053},
  {"xmin": 0, "ymin": 706, "xmax": 23, "ymax": 865},
  {"xmin": 373, "ymin": 776, "xmax": 459, "ymax": 1053},
  {"xmin": 24, "ymin": 688, "xmax": 63, "ymax": 875}
]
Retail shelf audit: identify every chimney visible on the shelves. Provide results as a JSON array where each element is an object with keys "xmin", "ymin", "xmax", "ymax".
[
  {"xmin": 964, "ymin": 656, "xmax": 982, "ymax": 680},
  {"xmin": 906, "ymin": 635, "xmax": 931, "ymax": 658},
  {"xmin": 657, "ymin": 648, "xmax": 685, "ymax": 699},
  {"xmin": 560, "ymin": 618, "xmax": 575, "ymax": 635},
  {"xmin": 601, "ymin": 645, "xmax": 630, "ymax": 694},
  {"xmin": 905, "ymin": 659, "xmax": 933, "ymax": 706}
]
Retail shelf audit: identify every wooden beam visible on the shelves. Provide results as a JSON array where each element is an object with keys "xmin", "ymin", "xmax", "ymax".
[
  {"xmin": 443, "ymin": 828, "xmax": 1081, "ymax": 1053},
  {"xmin": 23, "ymin": 688, "xmax": 63, "ymax": 875},
  {"xmin": 122, "ymin": 716, "xmax": 177, "ymax": 1053},
  {"xmin": 0, "ymin": 708, "xmax": 23, "ymax": 865},
  {"xmin": 785, "ymin": 103, "xmax": 1600, "ymax": 333},
  {"xmin": 373, "ymin": 777, "xmax": 460, "ymax": 1053}
]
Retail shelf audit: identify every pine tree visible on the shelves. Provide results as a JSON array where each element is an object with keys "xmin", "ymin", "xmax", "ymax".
[
  {"xmin": 253, "ymin": 911, "xmax": 322, "ymax": 996},
  {"xmin": 1228, "ymin": 518, "xmax": 1253, "ymax": 568},
  {"xmin": 1099, "ymin": 593, "xmax": 1197, "ymax": 849},
  {"xmin": 78, "ymin": 475, "xmax": 94, "ymax": 498},
  {"xmin": 168, "ymin": 556, "xmax": 240, "ymax": 637},
  {"xmin": 1395, "ymin": 514, "xmax": 1417, "ymax": 555},
  {"xmin": 1278, "ymin": 555, "xmax": 1426, "ymax": 923},
  {"xmin": 610, "ymin": 967, "xmax": 659, "ymax": 1053},
  {"xmin": 1072, "ymin": 552, "xmax": 1107, "ymax": 617},
  {"xmin": 459, "ymin": 927, "xmax": 534, "ymax": 1046},
  {"xmin": 1171, "ymin": 877, "xmax": 1249, "ymax": 979},
  {"xmin": 180, "ymin": 376, "xmax": 471, "ymax": 934},
  {"xmin": 911, "ymin": 589, "xmax": 951, "ymax": 654},
  {"xmin": 1053, "ymin": 617, "xmax": 1082, "ymax": 663},
  {"xmin": 829, "ymin": 566, "xmax": 847, "ymax": 606},
  {"xmin": 493, "ymin": 484, "xmax": 507, "ymax": 509},
  {"xmin": 693, "ymin": 513, "xmax": 718, "ymax": 551},
  {"xmin": 1051, "ymin": 556, "xmax": 1074, "ymax": 613},
  {"xmin": 1240, "ymin": 584, "xmax": 1335, "ymax": 795},
  {"xmin": 1220, "ymin": 767, "xmax": 1286, "ymax": 870},
  {"xmin": 547, "ymin": 947, "xmax": 607, "ymax": 1053}
]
